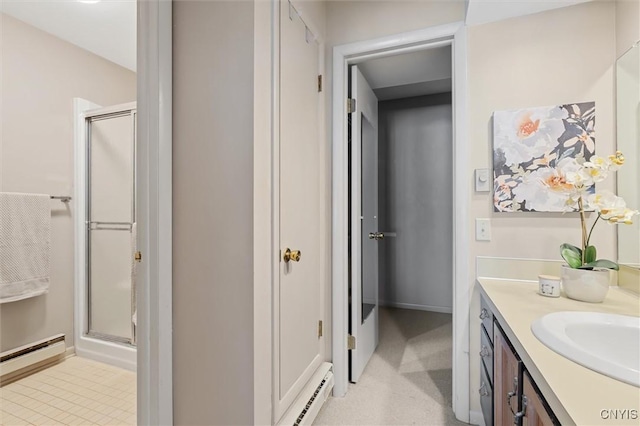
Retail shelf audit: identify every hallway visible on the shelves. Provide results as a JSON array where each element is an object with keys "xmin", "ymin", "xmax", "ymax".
[{"xmin": 315, "ymin": 307, "xmax": 466, "ymax": 425}]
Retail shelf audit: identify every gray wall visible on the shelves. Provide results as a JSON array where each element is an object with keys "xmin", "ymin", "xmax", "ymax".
[
  {"xmin": 378, "ymin": 93, "xmax": 453, "ymax": 312},
  {"xmin": 173, "ymin": 1, "xmax": 254, "ymax": 424}
]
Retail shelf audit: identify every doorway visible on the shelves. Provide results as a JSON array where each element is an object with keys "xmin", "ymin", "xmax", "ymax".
[
  {"xmin": 0, "ymin": 1, "xmax": 171, "ymax": 423},
  {"xmin": 322, "ymin": 46, "xmax": 459, "ymax": 425},
  {"xmin": 331, "ymin": 23, "xmax": 470, "ymax": 423}
]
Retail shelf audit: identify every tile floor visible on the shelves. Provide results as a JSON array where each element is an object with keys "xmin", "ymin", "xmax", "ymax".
[{"xmin": 0, "ymin": 356, "xmax": 136, "ymax": 426}]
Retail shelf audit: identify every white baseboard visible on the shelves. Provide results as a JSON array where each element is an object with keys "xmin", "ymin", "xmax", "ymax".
[
  {"xmin": 0, "ymin": 341, "xmax": 65, "ymax": 377},
  {"xmin": 379, "ymin": 301, "xmax": 453, "ymax": 314},
  {"xmin": 469, "ymin": 410, "xmax": 485, "ymax": 426},
  {"xmin": 75, "ymin": 337, "xmax": 136, "ymax": 372},
  {"xmin": 277, "ymin": 362, "xmax": 333, "ymax": 426},
  {"xmin": 1, "ymin": 342, "xmax": 74, "ymax": 385}
]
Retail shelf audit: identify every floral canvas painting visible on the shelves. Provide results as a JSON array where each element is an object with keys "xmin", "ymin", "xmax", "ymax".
[{"xmin": 493, "ymin": 102, "xmax": 596, "ymax": 212}]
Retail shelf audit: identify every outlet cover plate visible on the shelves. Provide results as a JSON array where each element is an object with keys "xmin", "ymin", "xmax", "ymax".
[{"xmin": 476, "ymin": 218, "xmax": 491, "ymax": 241}]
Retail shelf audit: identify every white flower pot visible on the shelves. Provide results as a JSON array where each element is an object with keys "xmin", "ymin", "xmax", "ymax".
[{"xmin": 560, "ymin": 265, "xmax": 610, "ymax": 303}]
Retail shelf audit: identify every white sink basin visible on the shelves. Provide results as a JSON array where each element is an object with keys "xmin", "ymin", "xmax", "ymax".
[{"xmin": 531, "ymin": 311, "xmax": 640, "ymax": 387}]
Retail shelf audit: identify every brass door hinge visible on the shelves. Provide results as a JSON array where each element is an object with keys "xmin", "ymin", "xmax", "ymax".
[
  {"xmin": 347, "ymin": 98, "xmax": 356, "ymax": 114},
  {"xmin": 347, "ymin": 334, "xmax": 356, "ymax": 350},
  {"xmin": 318, "ymin": 320, "xmax": 323, "ymax": 338},
  {"xmin": 318, "ymin": 75, "xmax": 323, "ymax": 92},
  {"xmin": 134, "ymin": 251, "xmax": 142, "ymax": 262}
]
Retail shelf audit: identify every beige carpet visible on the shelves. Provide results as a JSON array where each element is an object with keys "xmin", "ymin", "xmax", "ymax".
[{"xmin": 314, "ymin": 307, "xmax": 468, "ymax": 426}]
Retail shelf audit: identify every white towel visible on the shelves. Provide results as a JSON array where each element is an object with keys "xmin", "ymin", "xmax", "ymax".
[{"xmin": 0, "ymin": 193, "xmax": 51, "ymax": 303}]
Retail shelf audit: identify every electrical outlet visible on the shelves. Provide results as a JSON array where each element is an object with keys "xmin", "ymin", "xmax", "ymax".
[{"xmin": 476, "ymin": 218, "xmax": 491, "ymax": 241}]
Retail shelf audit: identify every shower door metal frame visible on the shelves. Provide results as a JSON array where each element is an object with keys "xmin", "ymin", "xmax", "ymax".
[{"xmin": 85, "ymin": 104, "xmax": 138, "ymax": 346}]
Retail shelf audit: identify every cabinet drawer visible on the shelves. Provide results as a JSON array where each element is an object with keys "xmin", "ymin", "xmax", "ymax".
[
  {"xmin": 480, "ymin": 325, "xmax": 493, "ymax": 383},
  {"xmin": 480, "ymin": 362, "xmax": 493, "ymax": 426},
  {"xmin": 480, "ymin": 296, "xmax": 493, "ymax": 342}
]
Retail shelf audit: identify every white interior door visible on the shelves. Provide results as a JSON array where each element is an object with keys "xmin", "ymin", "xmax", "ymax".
[
  {"xmin": 275, "ymin": 0, "xmax": 323, "ymax": 421},
  {"xmin": 349, "ymin": 65, "xmax": 379, "ymax": 382}
]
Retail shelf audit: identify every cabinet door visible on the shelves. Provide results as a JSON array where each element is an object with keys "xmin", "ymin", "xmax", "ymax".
[
  {"xmin": 494, "ymin": 324, "xmax": 522, "ymax": 425},
  {"xmin": 522, "ymin": 371, "xmax": 556, "ymax": 426}
]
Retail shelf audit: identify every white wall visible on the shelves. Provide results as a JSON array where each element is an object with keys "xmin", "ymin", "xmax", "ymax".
[
  {"xmin": 326, "ymin": 0, "xmax": 465, "ymax": 46},
  {"xmin": 324, "ymin": 0, "xmax": 466, "ymax": 142},
  {"xmin": 173, "ymin": 1, "xmax": 328, "ymax": 423},
  {"xmin": 378, "ymin": 94, "xmax": 453, "ymax": 313},
  {"xmin": 0, "ymin": 13, "xmax": 136, "ymax": 353},
  {"xmin": 467, "ymin": 0, "xmax": 617, "ymax": 414},
  {"xmin": 615, "ymin": 0, "xmax": 640, "ymax": 58}
]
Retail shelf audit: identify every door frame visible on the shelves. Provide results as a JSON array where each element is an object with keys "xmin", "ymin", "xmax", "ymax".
[
  {"xmin": 331, "ymin": 22, "xmax": 470, "ymax": 422},
  {"xmin": 73, "ymin": 2, "xmax": 172, "ymax": 423},
  {"xmin": 136, "ymin": 1, "xmax": 173, "ymax": 424}
]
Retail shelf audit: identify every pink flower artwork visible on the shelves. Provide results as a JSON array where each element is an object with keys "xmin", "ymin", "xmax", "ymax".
[{"xmin": 492, "ymin": 102, "xmax": 596, "ymax": 212}]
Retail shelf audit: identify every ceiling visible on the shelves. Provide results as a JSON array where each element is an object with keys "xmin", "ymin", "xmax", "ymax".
[
  {"xmin": 465, "ymin": 0, "xmax": 593, "ymax": 26},
  {"xmin": 358, "ymin": 46, "xmax": 452, "ymax": 100},
  {"xmin": 0, "ymin": 0, "xmax": 593, "ymax": 75},
  {"xmin": 1, "ymin": 0, "xmax": 136, "ymax": 72}
]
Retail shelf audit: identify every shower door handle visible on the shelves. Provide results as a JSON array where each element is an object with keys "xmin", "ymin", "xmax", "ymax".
[{"xmin": 88, "ymin": 221, "xmax": 133, "ymax": 231}]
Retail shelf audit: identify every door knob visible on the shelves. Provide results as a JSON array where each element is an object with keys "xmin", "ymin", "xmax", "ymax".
[
  {"xmin": 283, "ymin": 248, "xmax": 302, "ymax": 263},
  {"xmin": 368, "ymin": 232, "xmax": 384, "ymax": 240}
]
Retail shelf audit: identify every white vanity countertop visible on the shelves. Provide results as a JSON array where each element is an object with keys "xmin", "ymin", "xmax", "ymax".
[{"xmin": 477, "ymin": 278, "xmax": 640, "ymax": 426}]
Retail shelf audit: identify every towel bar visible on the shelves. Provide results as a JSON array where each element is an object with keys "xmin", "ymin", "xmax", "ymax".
[{"xmin": 50, "ymin": 196, "xmax": 72, "ymax": 202}]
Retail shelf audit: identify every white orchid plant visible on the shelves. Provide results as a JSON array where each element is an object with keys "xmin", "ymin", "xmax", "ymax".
[{"xmin": 550, "ymin": 151, "xmax": 638, "ymax": 270}]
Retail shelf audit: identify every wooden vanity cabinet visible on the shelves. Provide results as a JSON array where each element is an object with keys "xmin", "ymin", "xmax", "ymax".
[
  {"xmin": 494, "ymin": 322, "xmax": 523, "ymax": 425},
  {"xmin": 522, "ymin": 370, "xmax": 556, "ymax": 426},
  {"xmin": 480, "ymin": 294, "xmax": 559, "ymax": 426}
]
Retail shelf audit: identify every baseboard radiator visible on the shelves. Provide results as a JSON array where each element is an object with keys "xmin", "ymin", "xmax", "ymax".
[
  {"xmin": 278, "ymin": 362, "xmax": 334, "ymax": 426},
  {"xmin": 0, "ymin": 334, "xmax": 66, "ymax": 382}
]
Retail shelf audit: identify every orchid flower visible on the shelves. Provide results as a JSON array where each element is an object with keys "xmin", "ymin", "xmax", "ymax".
[{"xmin": 557, "ymin": 152, "xmax": 637, "ymax": 270}]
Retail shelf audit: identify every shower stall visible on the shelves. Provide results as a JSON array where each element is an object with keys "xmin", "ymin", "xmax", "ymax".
[{"xmin": 74, "ymin": 99, "xmax": 137, "ymax": 370}]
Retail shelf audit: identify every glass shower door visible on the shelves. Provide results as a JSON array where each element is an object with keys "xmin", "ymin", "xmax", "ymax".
[{"xmin": 87, "ymin": 109, "xmax": 136, "ymax": 345}]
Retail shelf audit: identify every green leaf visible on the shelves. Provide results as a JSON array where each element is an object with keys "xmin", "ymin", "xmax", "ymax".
[
  {"xmin": 561, "ymin": 247, "xmax": 582, "ymax": 268},
  {"xmin": 584, "ymin": 245, "xmax": 597, "ymax": 264},
  {"xmin": 560, "ymin": 243, "xmax": 582, "ymax": 257},
  {"xmin": 579, "ymin": 259, "xmax": 619, "ymax": 271}
]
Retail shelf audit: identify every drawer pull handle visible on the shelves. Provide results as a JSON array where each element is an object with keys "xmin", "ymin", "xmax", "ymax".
[
  {"xmin": 479, "ymin": 346, "xmax": 490, "ymax": 357},
  {"xmin": 507, "ymin": 376, "xmax": 519, "ymax": 414},
  {"xmin": 479, "ymin": 308, "xmax": 489, "ymax": 320},
  {"xmin": 514, "ymin": 395, "xmax": 528, "ymax": 423}
]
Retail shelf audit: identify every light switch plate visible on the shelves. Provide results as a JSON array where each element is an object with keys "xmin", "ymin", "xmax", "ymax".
[
  {"xmin": 476, "ymin": 218, "xmax": 491, "ymax": 241},
  {"xmin": 475, "ymin": 169, "xmax": 491, "ymax": 192}
]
